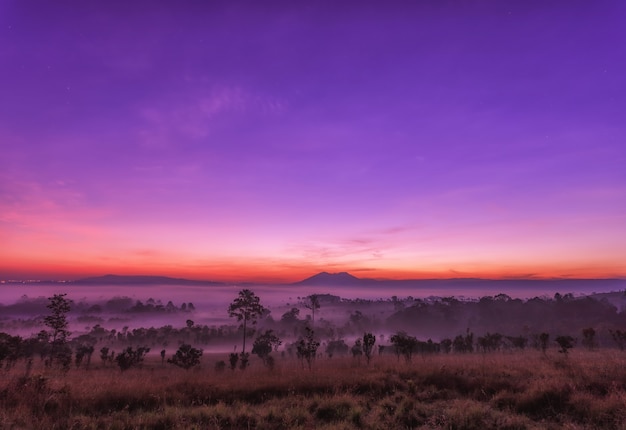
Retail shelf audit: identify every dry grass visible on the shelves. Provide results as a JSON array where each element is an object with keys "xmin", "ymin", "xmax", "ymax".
[{"xmin": 2, "ymin": 350, "xmax": 626, "ymax": 429}]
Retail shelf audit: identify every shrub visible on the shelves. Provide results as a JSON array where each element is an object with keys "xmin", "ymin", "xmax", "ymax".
[
  {"xmin": 326, "ymin": 339, "xmax": 349, "ymax": 358},
  {"xmin": 581, "ymin": 327, "xmax": 596, "ymax": 351},
  {"xmin": 610, "ymin": 329, "xmax": 626, "ymax": 351},
  {"xmin": 239, "ymin": 352, "xmax": 249, "ymax": 370},
  {"xmin": 390, "ymin": 332, "xmax": 418, "ymax": 362},
  {"xmin": 168, "ymin": 344, "xmax": 203, "ymax": 370},
  {"xmin": 313, "ymin": 400, "xmax": 353, "ymax": 423},
  {"xmin": 539, "ymin": 333, "xmax": 550, "ymax": 354},
  {"xmin": 115, "ymin": 346, "xmax": 150, "ymax": 371},
  {"xmin": 99, "ymin": 347, "xmax": 109, "ymax": 366},
  {"xmin": 555, "ymin": 336, "xmax": 575, "ymax": 354},
  {"xmin": 229, "ymin": 353, "xmax": 238, "ymax": 370}
]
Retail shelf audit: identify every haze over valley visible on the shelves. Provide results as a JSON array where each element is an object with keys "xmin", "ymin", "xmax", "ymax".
[{"xmin": 2, "ymin": 272, "xmax": 625, "ymax": 350}]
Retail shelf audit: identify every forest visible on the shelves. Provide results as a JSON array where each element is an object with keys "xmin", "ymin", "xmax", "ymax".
[{"xmin": 2, "ymin": 289, "xmax": 626, "ymax": 359}]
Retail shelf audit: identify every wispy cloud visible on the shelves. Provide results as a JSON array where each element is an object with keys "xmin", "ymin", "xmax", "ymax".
[
  {"xmin": 135, "ymin": 85, "xmax": 286, "ymax": 147},
  {"xmin": 0, "ymin": 174, "xmax": 113, "ymax": 243},
  {"xmin": 285, "ymin": 234, "xmax": 389, "ymax": 269}
]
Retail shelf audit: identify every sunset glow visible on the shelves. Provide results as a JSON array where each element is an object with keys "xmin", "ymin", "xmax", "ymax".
[{"xmin": 1, "ymin": 2, "xmax": 625, "ymax": 283}]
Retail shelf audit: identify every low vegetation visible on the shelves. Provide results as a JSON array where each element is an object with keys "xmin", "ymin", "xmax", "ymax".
[{"xmin": 2, "ymin": 350, "xmax": 626, "ymax": 429}]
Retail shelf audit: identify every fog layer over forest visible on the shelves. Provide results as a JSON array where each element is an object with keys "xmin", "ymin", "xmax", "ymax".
[{"xmin": 2, "ymin": 278, "xmax": 626, "ymax": 355}]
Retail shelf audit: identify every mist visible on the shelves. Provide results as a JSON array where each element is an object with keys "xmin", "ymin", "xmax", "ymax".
[{"xmin": 1, "ymin": 279, "xmax": 625, "ymax": 351}]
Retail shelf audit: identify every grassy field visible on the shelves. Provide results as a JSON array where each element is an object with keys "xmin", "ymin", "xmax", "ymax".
[{"xmin": 2, "ymin": 350, "xmax": 626, "ymax": 429}]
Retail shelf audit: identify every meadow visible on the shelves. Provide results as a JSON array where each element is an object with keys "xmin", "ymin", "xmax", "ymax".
[{"xmin": 2, "ymin": 349, "xmax": 626, "ymax": 429}]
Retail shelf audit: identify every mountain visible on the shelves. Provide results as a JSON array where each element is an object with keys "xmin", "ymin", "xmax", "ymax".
[
  {"xmin": 73, "ymin": 274, "xmax": 224, "ymax": 286},
  {"xmin": 294, "ymin": 271, "xmax": 366, "ymax": 286},
  {"xmin": 291, "ymin": 273, "xmax": 626, "ymax": 297}
]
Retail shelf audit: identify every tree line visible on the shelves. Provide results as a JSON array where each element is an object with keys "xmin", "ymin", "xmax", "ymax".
[{"xmin": 3, "ymin": 290, "xmax": 626, "ymax": 373}]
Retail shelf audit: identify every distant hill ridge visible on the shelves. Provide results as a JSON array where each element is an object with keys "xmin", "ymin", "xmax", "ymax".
[
  {"xmin": 71, "ymin": 272, "xmax": 626, "ymax": 292},
  {"xmin": 74, "ymin": 274, "xmax": 223, "ymax": 285}
]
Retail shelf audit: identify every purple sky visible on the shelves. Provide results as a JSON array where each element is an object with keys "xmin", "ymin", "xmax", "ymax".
[{"xmin": 1, "ymin": 1, "xmax": 625, "ymax": 282}]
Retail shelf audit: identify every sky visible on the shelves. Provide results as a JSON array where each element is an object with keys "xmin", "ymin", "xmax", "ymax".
[{"xmin": 1, "ymin": 1, "xmax": 625, "ymax": 283}]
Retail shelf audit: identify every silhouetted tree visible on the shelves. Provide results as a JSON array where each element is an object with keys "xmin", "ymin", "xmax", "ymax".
[
  {"xmin": 440, "ymin": 338, "xmax": 452, "ymax": 354},
  {"xmin": 452, "ymin": 329, "xmax": 474, "ymax": 354},
  {"xmin": 464, "ymin": 329, "xmax": 474, "ymax": 353},
  {"xmin": 74, "ymin": 344, "xmax": 94, "ymax": 369},
  {"xmin": 44, "ymin": 294, "xmax": 72, "ymax": 370},
  {"xmin": 0, "ymin": 333, "xmax": 23, "ymax": 369},
  {"xmin": 610, "ymin": 329, "xmax": 626, "ymax": 351},
  {"xmin": 351, "ymin": 339, "xmax": 363, "ymax": 358},
  {"xmin": 349, "ymin": 310, "xmax": 369, "ymax": 331},
  {"xmin": 252, "ymin": 330, "xmax": 281, "ymax": 367},
  {"xmin": 35, "ymin": 330, "xmax": 50, "ymax": 362},
  {"xmin": 304, "ymin": 295, "xmax": 320, "ymax": 328},
  {"xmin": 539, "ymin": 333, "xmax": 550, "ymax": 354},
  {"xmin": 506, "ymin": 335, "xmax": 528, "ymax": 350},
  {"xmin": 582, "ymin": 327, "xmax": 596, "ymax": 351},
  {"xmin": 325, "ymin": 339, "xmax": 349, "ymax": 358},
  {"xmin": 228, "ymin": 290, "xmax": 266, "ymax": 369},
  {"xmin": 228, "ymin": 352, "xmax": 238, "ymax": 370},
  {"xmin": 477, "ymin": 332, "xmax": 502, "ymax": 353},
  {"xmin": 100, "ymin": 347, "xmax": 110, "ymax": 367},
  {"xmin": 280, "ymin": 307, "xmax": 300, "ymax": 324},
  {"xmin": 362, "ymin": 333, "xmax": 376, "ymax": 364},
  {"xmin": 390, "ymin": 331, "xmax": 418, "ymax": 362},
  {"xmin": 296, "ymin": 327, "xmax": 319, "ymax": 370},
  {"xmin": 555, "ymin": 335, "xmax": 575, "ymax": 354},
  {"xmin": 239, "ymin": 352, "xmax": 249, "ymax": 370}
]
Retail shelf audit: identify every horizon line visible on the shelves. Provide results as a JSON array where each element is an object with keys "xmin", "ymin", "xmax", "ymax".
[{"xmin": 3, "ymin": 272, "xmax": 625, "ymax": 284}]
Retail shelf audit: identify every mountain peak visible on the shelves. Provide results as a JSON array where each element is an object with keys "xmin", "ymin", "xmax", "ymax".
[{"xmin": 296, "ymin": 271, "xmax": 363, "ymax": 286}]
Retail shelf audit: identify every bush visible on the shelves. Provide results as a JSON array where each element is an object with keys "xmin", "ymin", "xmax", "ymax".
[
  {"xmin": 115, "ymin": 346, "xmax": 150, "ymax": 371},
  {"xmin": 229, "ymin": 352, "xmax": 239, "ymax": 370},
  {"xmin": 215, "ymin": 360, "xmax": 226, "ymax": 372},
  {"xmin": 555, "ymin": 336, "xmax": 575, "ymax": 354},
  {"xmin": 168, "ymin": 344, "xmax": 203, "ymax": 370},
  {"xmin": 390, "ymin": 332, "xmax": 418, "ymax": 362}
]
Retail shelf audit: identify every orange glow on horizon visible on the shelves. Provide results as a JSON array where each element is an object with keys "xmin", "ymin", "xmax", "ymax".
[{"xmin": 1, "ymin": 258, "xmax": 624, "ymax": 283}]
